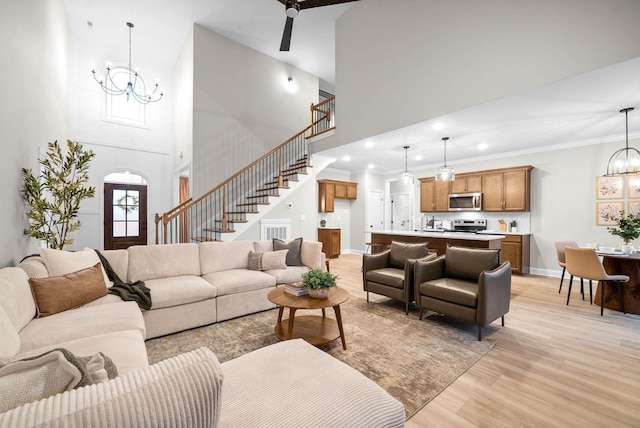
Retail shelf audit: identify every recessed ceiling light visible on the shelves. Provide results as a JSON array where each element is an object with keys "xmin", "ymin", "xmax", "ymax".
[
  {"xmin": 365, "ymin": 141, "xmax": 374, "ymax": 148},
  {"xmin": 343, "ymin": 155, "xmax": 351, "ymax": 162},
  {"xmin": 368, "ymin": 164, "xmax": 375, "ymax": 169},
  {"xmin": 432, "ymin": 122, "xmax": 444, "ymax": 131},
  {"xmin": 415, "ymin": 155, "xmax": 423, "ymax": 161},
  {"xmin": 478, "ymin": 143, "xmax": 488, "ymax": 150}
]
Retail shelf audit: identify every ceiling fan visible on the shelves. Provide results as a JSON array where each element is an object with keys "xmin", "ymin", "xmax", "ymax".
[{"xmin": 277, "ymin": 0, "xmax": 360, "ymax": 51}]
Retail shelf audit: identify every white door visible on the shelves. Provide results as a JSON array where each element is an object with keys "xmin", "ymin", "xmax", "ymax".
[
  {"xmin": 367, "ymin": 189, "xmax": 384, "ymax": 242},
  {"xmin": 391, "ymin": 193, "xmax": 411, "ymax": 230}
]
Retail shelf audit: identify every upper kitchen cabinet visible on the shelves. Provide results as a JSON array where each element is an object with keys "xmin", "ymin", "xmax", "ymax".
[
  {"xmin": 318, "ymin": 180, "xmax": 358, "ymax": 213},
  {"xmin": 450, "ymin": 173, "xmax": 482, "ymax": 194},
  {"xmin": 481, "ymin": 166, "xmax": 533, "ymax": 211},
  {"xmin": 419, "ymin": 178, "xmax": 450, "ymax": 212}
]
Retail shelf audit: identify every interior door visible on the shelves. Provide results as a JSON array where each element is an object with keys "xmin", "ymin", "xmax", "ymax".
[
  {"xmin": 104, "ymin": 183, "xmax": 148, "ymax": 249},
  {"xmin": 391, "ymin": 193, "xmax": 411, "ymax": 230}
]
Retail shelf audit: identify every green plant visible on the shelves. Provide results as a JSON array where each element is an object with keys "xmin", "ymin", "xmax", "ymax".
[
  {"xmin": 22, "ymin": 140, "xmax": 96, "ymax": 249},
  {"xmin": 301, "ymin": 269, "xmax": 339, "ymax": 290},
  {"xmin": 608, "ymin": 210, "xmax": 640, "ymax": 244}
]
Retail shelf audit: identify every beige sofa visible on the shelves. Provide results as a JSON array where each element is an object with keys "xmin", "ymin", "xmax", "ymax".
[{"xmin": 0, "ymin": 241, "xmax": 406, "ymax": 427}]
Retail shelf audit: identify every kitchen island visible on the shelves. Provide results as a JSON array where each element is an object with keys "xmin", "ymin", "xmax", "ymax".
[{"xmin": 369, "ymin": 230, "xmax": 505, "ymax": 256}]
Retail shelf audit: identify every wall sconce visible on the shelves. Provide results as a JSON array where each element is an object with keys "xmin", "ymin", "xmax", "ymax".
[{"xmin": 285, "ymin": 76, "xmax": 297, "ymax": 94}]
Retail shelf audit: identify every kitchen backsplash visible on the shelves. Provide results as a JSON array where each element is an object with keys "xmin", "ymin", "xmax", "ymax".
[{"xmin": 417, "ymin": 211, "xmax": 531, "ymax": 233}]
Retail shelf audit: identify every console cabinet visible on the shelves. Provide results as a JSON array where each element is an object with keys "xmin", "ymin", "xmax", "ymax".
[
  {"xmin": 318, "ymin": 228, "xmax": 341, "ymax": 258},
  {"xmin": 318, "ymin": 180, "xmax": 357, "ymax": 213}
]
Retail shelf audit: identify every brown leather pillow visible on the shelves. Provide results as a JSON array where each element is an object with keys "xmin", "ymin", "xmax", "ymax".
[
  {"xmin": 389, "ymin": 241, "xmax": 429, "ymax": 269},
  {"xmin": 444, "ymin": 245, "xmax": 500, "ymax": 282},
  {"xmin": 29, "ymin": 263, "xmax": 108, "ymax": 317}
]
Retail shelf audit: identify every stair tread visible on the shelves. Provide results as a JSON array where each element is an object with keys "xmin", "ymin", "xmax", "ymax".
[
  {"xmin": 256, "ymin": 186, "xmax": 289, "ymax": 192},
  {"xmin": 247, "ymin": 194, "xmax": 280, "ymax": 199},
  {"xmin": 215, "ymin": 219, "xmax": 248, "ymax": 223},
  {"xmin": 191, "ymin": 237, "xmax": 222, "ymax": 242},
  {"xmin": 227, "ymin": 210, "xmax": 259, "ymax": 214},
  {"xmin": 203, "ymin": 228, "xmax": 236, "ymax": 233}
]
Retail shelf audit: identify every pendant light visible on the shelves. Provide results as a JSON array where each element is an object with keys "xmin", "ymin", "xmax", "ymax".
[
  {"xmin": 398, "ymin": 146, "xmax": 414, "ymax": 184},
  {"xmin": 605, "ymin": 107, "xmax": 638, "ymax": 176},
  {"xmin": 435, "ymin": 137, "xmax": 455, "ymax": 182}
]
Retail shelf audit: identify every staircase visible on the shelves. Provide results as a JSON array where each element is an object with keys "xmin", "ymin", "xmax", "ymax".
[{"xmin": 155, "ymin": 96, "xmax": 335, "ymax": 244}]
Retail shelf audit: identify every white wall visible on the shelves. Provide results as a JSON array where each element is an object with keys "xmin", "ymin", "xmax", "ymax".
[
  {"xmin": 0, "ymin": 0, "xmax": 69, "ymax": 267},
  {"xmin": 191, "ymin": 25, "xmax": 319, "ymax": 197},
  {"xmin": 173, "ymin": 27, "xmax": 194, "ymax": 176},
  {"xmin": 328, "ymin": 0, "xmax": 640, "ymax": 150}
]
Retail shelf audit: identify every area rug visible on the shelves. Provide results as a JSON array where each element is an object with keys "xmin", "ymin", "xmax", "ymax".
[{"xmin": 145, "ymin": 297, "xmax": 495, "ymax": 418}]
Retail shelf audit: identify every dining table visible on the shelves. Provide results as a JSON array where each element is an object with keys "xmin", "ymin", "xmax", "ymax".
[{"xmin": 595, "ymin": 252, "xmax": 640, "ymax": 315}]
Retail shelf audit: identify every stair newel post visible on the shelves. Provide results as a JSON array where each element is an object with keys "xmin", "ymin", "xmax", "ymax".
[
  {"xmin": 155, "ymin": 213, "xmax": 160, "ymax": 244},
  {"xmin": 162, "ymin": 213, "xmax": 169, "ymax": 245}
]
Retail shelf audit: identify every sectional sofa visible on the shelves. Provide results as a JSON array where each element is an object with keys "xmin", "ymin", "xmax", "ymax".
[{"xmin": 0, "ymin": 240, "xmax": 405, "ymax": 427}]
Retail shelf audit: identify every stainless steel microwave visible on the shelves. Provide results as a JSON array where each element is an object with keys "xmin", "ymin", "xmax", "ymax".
[{"xmin": 448, "ymin": 193, "xmax": 482, "ymax": 211}]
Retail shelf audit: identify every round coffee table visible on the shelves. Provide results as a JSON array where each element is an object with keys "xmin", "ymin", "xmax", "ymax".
[{"xmin": 267, "ymin": 287, "xmax": 349, "ymax": 350}]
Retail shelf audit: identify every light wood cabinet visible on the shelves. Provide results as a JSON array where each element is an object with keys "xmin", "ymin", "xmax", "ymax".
[
  {"xmin": 419, "ymin": 178, "xmax": 450, "ymax": 212},
  {"xmin": 318, "ymin": 180, "xmax": 357, "ymax": 212},
  {"xmin": 450, "ymin": 174, "xmax": 482, "ymax": 194},
  {"xmin": 318, "ymin": 228, "xmax": 341, "ymax": 258},
  {"xmin": 500, "ymin": 234, "xmax": 530, "ymax": 275},
  {"xmin": 481, "ymin": 166, "xmax": 532, "ymax": 212}
]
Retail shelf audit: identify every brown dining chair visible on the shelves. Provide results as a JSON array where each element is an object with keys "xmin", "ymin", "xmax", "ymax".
[
  {"xmin": 554, "ymin": 241, "xmax": 579, "ymax": 294},
  {"xmin": 564, "ymin": 247, "xmax": 629, "ymax": 315}
]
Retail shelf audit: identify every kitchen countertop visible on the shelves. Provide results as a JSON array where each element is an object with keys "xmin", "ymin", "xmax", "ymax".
[
  {"xmin": 370, "ymin": 230, "xmax": 506, "ymax": 241},
  {"xmin": 477, "ymin": 230, "xmax": 532, "ymax": 236}
]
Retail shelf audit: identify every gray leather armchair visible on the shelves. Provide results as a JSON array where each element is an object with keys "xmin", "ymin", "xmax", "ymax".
[
  {"xmin": 362, "ymin": 241, "xmax": 434, "ymax": 314},
  {"xmin": 414, "ymin": 245, "xmax": 512, "ymax": 340}
]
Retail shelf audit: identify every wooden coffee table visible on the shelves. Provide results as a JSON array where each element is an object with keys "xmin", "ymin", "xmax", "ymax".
[{"xmin": 267, "ymin": 287, "xmax": 349, "ymax": 350}]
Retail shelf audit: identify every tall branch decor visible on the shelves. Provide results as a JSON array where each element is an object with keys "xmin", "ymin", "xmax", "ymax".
[{"xmin": 22, "ymin": 140, "xmax": 96, "ymax": 250}]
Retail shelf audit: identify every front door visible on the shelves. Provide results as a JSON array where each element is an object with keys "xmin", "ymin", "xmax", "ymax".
[{"xmin": 104, "ymin": 183, "xmax": 148, "ymax": 249}]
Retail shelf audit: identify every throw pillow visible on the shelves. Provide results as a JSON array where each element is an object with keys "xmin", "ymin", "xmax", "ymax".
[
  {"xmin": 40, "ymin": 248, "xmax": 112, "ymax": 288},
  {"xmin": 247, "ymin": 250, "xmax": 289, "ymax": 271},
  {"xmin": 29, "ymin": 263, "xmax": 108, "ymax": 317},
  {"xmin": 273, "ymin": 237, "xmax": 304, "ymax": 266},
  {"xmin": 389, "ymin": 241, "xmax": 429, "ymax": 269}
]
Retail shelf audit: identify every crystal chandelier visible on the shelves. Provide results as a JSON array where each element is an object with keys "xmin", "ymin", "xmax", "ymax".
[
  {"xmin": 91, "ymin": 22, "xmax": 163, "ymax": 104},
  {"xmin": 398, "ymin": 146, "xmax": 415, "ymax": 184},
  {"xmin": 435, "ymin": 137, "xmax": 455, "ymax": 182},
  {"xmin": 605, "ymin": 107, "xmax": 638, "ymax": 176}
]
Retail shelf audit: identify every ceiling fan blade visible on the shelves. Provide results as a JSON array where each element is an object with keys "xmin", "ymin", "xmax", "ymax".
[
  {"xmin": 299, "ymin": 0, "xmax": 360, "ymax": 10},
  {"xmin": 280, "ymin": 16, "xmax": 294, "ymax": 51}
]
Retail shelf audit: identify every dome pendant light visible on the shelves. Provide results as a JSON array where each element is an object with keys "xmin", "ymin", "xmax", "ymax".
[
  {"xmin": 605, "ymin": 107, "xmax": 638, "ymax": 176},
  {"xmin": 398, "ymin": 145, "xmax": 415, "ymax": 184},
  {"xmin": 435, "ymin": 137, "xmax": 455, "ymax": 182}
]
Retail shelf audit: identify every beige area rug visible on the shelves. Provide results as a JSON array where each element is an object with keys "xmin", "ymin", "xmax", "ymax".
[{"xmin": 146, "ymin": 297, "xmax": 495, "ymax": 418}]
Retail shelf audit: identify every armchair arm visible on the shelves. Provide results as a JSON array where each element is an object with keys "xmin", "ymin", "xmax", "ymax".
[
  {"xmin": 403, "ymin": 253, "xmax": 438, "ymax": 303},
  {"xmin": 477, "ymin": 261, "xmax": 512, "ymax": 326},
  {"xmin": 362, "ymin": 250, "xmax": 390, "ymax": 290},
  {"xmin": 413, "ymin": 255, "xmax": 446, "ymax": 306},
  {"xmin": 0, "ymin": 348, "xmax": 223, "ymax": 428}
]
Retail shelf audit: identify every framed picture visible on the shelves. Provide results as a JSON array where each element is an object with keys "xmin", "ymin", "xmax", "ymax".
[
  {"xmin": 596, "ymin": 176, "xmax": 624, "ymax": 199},
  {"xmin": 628, "ymin": 175, "xmax": 640, "ymax": 199},
  {"xmin": 628, "ymin": 201, "xmax": 640, "ymax": 216},
  {"xmin": 596, "ymin": 201, "xmax": 623, "ymax": 225}
]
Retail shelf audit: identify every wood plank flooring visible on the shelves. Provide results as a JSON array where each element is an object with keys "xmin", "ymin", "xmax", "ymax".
[{"xmin": 329, "ymin": 254, "xmax": 640, "ymax": 427}]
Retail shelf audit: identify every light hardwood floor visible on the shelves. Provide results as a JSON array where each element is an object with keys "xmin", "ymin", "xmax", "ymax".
[{"xmin": 329, "ymin": 254, "xmax": 640, "ymax": 428}]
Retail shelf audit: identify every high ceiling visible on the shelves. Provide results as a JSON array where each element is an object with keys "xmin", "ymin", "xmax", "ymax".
[{"xmin": 63, "ymin": 0, "xmax": 640, "ymax": 175}]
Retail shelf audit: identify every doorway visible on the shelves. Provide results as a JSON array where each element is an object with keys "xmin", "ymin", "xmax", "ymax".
[
  {"xmin": 390, "ymin": 193, "xmax": 411, "ymax": 230},
  {"xmin": 104, "ymin": 182, "xmax": 148, "ymax": 250}
]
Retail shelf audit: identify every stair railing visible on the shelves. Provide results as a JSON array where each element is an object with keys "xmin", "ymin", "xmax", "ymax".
[{"xmin": 309, "ymin": 95, "xmax": 335, "ymax": 138}]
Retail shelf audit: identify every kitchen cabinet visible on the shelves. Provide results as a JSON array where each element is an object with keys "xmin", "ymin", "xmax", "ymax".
[
  {"xmin": 500, "ymin": 234, "xmax": 530, "ymax": 275},
  {"xmin": 451, "ymin": 173, "xmax": 482, "ymax": 194},
  {"xmin": 481, "ymin": 166, "xmax": 533, "ymax": 211},
  {"xmin": 318, "ymin": 228, "xmax": 341, "ymax": 258},
  {"xmin": 318, "ymin": 180, "xmax": 357, "ymax": 212},
  {"xmin": 419, "ymin": 178, "xmax": 449, "ymax": 212}
]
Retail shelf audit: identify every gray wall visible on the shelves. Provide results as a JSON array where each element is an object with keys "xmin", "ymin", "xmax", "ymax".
[{"xmin": 0, "ymin": 0, "xmax": 69, "ymax": 267}]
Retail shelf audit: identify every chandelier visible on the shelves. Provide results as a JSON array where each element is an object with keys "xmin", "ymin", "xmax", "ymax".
[
  {"xmin": 435, "ymin": 137, "xmax": 455, "ymax": 182},
  {"xmin": 605, "ymin": 107, "xmax": 638, "ymax": 176},
  {"xmin": 398, "ymin": 145, "xmax": 415, "ymax": 184},
  {"xmin": 91, "ymin": 22, "xmax": 163, "ymax": 104}
]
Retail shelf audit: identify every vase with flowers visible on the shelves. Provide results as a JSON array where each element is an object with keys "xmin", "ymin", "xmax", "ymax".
[{"xmin": 607, "ymin": 210, "xmax": 640, "ymax": 254}]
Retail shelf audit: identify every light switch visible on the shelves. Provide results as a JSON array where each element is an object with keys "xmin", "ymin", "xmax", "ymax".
[{"xmin": 300, "ymin": 214, "xmax": 306, "ymax": 221}]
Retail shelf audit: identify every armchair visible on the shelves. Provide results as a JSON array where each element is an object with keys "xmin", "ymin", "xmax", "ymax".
[
  {"xmin": 362, "ymin": 241, "xmax": 434, "ymax": 314},
  {"xmin": 414, "ymin": 245, "xmax": 511, "ymax": 340}
]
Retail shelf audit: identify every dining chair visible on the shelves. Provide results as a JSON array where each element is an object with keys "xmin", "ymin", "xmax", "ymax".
[
  {"xmin": 554, "ymin": 241, "xmax": 579, "ymax": 294},
  {"xmin": 564, "ymin": 247, "xmax": 629, "ymax": 315}
]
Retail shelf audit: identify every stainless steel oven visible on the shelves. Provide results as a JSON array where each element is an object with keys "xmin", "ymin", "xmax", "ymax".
[{"xmin": 448, "ymin": 193, "xmax": 482, "ymax": 211}]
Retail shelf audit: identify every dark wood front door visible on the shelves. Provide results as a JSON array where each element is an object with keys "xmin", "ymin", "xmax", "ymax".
[{"xmin": 104, "ymin": 183, "xmax": 148, "ymax": 250}]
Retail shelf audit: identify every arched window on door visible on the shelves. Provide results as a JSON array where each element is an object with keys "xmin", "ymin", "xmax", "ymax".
[{"xmin": 104, "ymin": 172, "xmax": 148, "ymax": 250}]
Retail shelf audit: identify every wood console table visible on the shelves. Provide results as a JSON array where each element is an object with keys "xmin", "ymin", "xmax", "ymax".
[{"xmin": 595, "ymin": 253, "xmax": 640, "ymax": 315}]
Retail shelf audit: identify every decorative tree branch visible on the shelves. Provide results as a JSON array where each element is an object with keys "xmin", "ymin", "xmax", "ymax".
[{"xmin": 22, "ymin": 140, "xmax": 96, "ymax": 250}]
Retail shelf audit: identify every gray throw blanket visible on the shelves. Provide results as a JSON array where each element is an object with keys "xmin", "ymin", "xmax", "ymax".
[{"xmin": 94, "ymin": 250, "xmax": 152, "ymax": 310}]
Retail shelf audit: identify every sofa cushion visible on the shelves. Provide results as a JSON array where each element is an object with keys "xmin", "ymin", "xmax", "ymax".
[
  {"xmin": 29, "ymin": 263, "xmax": 108, "ymax": 317},
  {"xmin": 421, "ymin": 278, "xmax": 479, "ymax": 308},
  {"xmin": 253, "ymin": 241, "xmax": 273, "ymax": 254},
  {"xmin": 143, "ymin": 276, "xmax": 217, "ymax": 310},
  {"xmin": 444, "ymin": 245, "xmax": 500, "ymax": 282},
  {"xmin": 0, "ymin": 267, "xmax": 36, "ymax": 333},
  {"xmin": 248, "ymin": 250, "xmax": 288, "ymax": 271},
  {"xmin": 128, "ymin": 243, "xmax": 201, "ymax": 282},
  {"xmin": 265, "ymin": 265, "xmax": 311, "ymax": 285},
  {"xmin": 301, "ymin": 240, "xmax": 324, "ymax": 270},
  {"xmin": 17, "ymin": 256, "xmax": 48, "ymax": 278},
  {"xmin": 203, "ymin": 269, "xmax": 276, "ymax": 296},
  {"xmin": 389, "ymin": 241, "xmax": 429, "ymax": 269},
  {"xmin": 273, "ymin": 238, "xmax": 303, "ymax": 266},
  {"xmin": 18, "ymin": 301, "xmax": 145, "ymax": 353},
  {"xmin": 365, "ymin": 268, "xmax": 405, "ymax": 289},
  {"xmin": 200, "ymin": 241, "xmax": 255, "ymax": 274},
  {"xmin": 0, "ymin": 307, "xmax": 20, "ymax": 357},
  {"xmin": 100, "ymin": 249, "xmax": 129, "ymax": 284},
  {"xmin": 41, "ymin": 248, "xmax": 111, "ymax": 288}
]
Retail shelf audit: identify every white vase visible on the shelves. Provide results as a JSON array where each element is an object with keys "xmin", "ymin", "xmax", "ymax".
[
  {"xmin": 621, "ymin": 243, "xmax": 634, "ymax": 255},
  {"xmin": 308, "ymin": 288, "xmax": 330, "ymax": 299}
]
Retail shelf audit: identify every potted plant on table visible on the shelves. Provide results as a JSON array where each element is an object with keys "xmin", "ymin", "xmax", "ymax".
[
  {"xmin": 607, "ymin": 210, "xmax": 640, "ymax": 254},
  {"xmin": 301, "ymin": 269, "xmax": 339, "ymax": 299}
]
